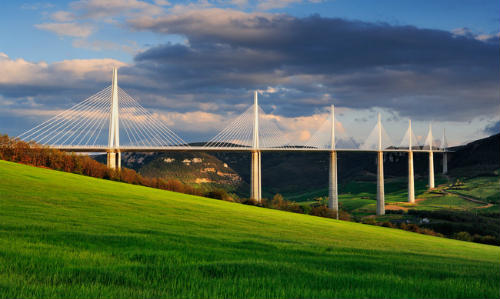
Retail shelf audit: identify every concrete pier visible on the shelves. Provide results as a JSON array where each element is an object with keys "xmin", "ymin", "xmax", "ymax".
[
  {"xmin": 107, "ymin": 152, "xmax": 115, "ymax": 169},
  {"xmin": 407, "ymin": 120, "xmax": 415, "ymax": 203},
  {"xmin": 250, "ymin": 90, "xmax": 261, "ymax": 203},
  {"xmin": 428, "ymin": 151, "xmax": 435, "ymax": 189},
  {"xmin": 408, "ymin": 150, "xmax": 415, "ymax": 203},
  {"xmin": 375, "ymin": 113, "xmax": 385, "ymax": 215},
  {"xmin": 376, "ymin": 151, "xmax": 385, "ymax": 215},
  {"xmin": 106, "ymin": 151, "xmax": 121, "ymax": 170},
  {"xmin": 250, "ymin": 150, "xmax": 262, "ymax": 202},
  {"xmin": 443, "ymin": 152, "xmax": 448, "ymax": 174},
  {"xmin": 328, "ymin": 150, "xmax": 338, "ymax": 219}
]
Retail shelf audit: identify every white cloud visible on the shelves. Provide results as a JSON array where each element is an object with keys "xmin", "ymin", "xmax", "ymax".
[
  {"xmin": 476, "ymin": 32, "xmax": 500, "ymax": 42},
  {"xmin": 71, "ymin": 0, "xmax": 164, "ymax": 19},
  {"xmin": 72, "ymin": 39, "xmax": 141, "ymax": 54},
  {"xmin": 20, "ymin": 2, "xmax": 55, "ymax": 10},
  {"xmin": 35, "ymin": 22, "xmax": 93, "ymax": 38},
  {"xmin": 51, "ymin": 10, "xmax": 76, "ymax": 22},
  {"xmin": 154, "ymin": 0, "xmax": 170, "ymax": 5},
  {"xmin": 0, "ymin": 54, "xmax": 127, "ymax": 86},
  {"xmin": 257, "ymin": 0, "xmax": 302, "ymax": 10},
  {"xmin": 127, "ymin": 7, "xmax": 284, "ymax": 40},
  {"xmin": 452, "ymin": 27, "xmax": 500, "ymax": 42}
]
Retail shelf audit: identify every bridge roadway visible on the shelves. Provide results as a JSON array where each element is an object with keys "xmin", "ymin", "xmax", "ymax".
[{"xmin": 53, "ymin": 145, "xmax": 445, "ymax": 153}]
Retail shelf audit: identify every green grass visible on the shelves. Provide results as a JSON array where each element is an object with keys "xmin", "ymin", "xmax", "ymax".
[
  {"xmin": 0, "ymin": 160, "xmax": 499, "ymax": 298},
  {"xmin": 448, "ymin": 176, "xmax": 500, "ymax": 204},
  {"xmin": 335, "ymin": 177, "xmax": 451, "ymax": 214},
  {"xmin": 411, "ymin": 194, "xmax": 482, "ymax": 211}
]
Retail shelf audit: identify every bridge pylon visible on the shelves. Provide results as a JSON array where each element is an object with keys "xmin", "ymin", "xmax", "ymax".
[
  {"xmin": 408, "ymin": 119, "xmax": 415, "ymax": 203},
  {"xmin": 376, "ymin": 113, "xmax": 385, "ymax": 216},
  {"xmin": 107, "ymin": 67, "xmax": 121, "ymax": 170},
  {"xmin": 328, "ymin": 105, "xmax": 339, "ymax": 219},
  {"xmin": 427, "ymin": 124, "xmax": 435, "ymax": 189},
  {"xmin": 250, "ymin": 91, "xmax": 262, "ymax": 203},
  {"xmin": 442, "ymin": 128, "xmax": 448, "ymax": 174}
]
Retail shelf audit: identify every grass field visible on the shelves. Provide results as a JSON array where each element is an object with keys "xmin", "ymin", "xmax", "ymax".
[
  {"xmin": 1, "ymin": 160, "xmax": 499, "ymax": 298},
  {"xmin": 448, "ymin": 176, "xmax": 500, "ymax": 204}
]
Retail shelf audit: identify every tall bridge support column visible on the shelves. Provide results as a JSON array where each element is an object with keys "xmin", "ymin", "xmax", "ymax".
[
  {"xmin": 428, "ymin": 151, "xmax": 435, "ymax": 189},
  {"xmin": 116, "ymin": 151, "xmax": 121, "ymax": 170},
  {"xmin": 250, "ymin": 150, "xmax": 262, "ymax": 203},
  {"xmin": 407, "ymin": 119, "xmax": 415, "ymax": 203},
  {"xmin": 107, "ymin": 151, "xmax": 115, "ymax": 169},
  {"xmin": 376, "ymin": 151, "xmax": 385, "ymax": 215},
  {"xmin": 375, "ymin": 113, "xmax": 385, "ymax": 215},
  {"xmin": 442, "ymin": 152, "xmax": 448, "ymax": 174},
  {"xmin": 408, "ymin": 150, "xmax": 415, "ymax": 203},
  {"xmin": 250, "ymin": 90, "xmax": 261, "ymax": 203},
  {"xmin": 328, "ymin": 150, "xmax": 338, "ymax": 219},
  {"xmin": 107, "ymin": 67, "xmax": 120, "ymax": 171},
  {"xmin": 107, "ymin": 150, "xmax": 121, "ymax": 170}
]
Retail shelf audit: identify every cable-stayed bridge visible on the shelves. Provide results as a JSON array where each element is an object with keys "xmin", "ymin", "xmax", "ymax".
[{"xmin": 17, "ymin": 69, "xmax": 450, "ymax": 218}]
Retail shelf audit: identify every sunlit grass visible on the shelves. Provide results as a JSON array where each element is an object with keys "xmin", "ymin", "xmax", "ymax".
[
  {"xmin": 0, "ymin": 160, "xmax": 499, "ymax": 298},
  {"xmin": 448, "ymin": 176, "xmax": 500, "ymax": 203}
]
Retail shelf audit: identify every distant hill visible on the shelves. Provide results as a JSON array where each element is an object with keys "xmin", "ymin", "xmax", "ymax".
[{"xmin": 447, "ymin": 133, "xmax": 500, "ymax": 176}]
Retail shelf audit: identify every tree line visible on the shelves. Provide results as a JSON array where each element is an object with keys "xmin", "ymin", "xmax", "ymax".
[{"xmin": 0, "ymin": 135, "xmax": 202, "ymax": 196}]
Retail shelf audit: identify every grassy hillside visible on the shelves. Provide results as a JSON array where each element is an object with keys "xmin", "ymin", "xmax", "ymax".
[{"xmin": 0, "ymin": 160, "xmax": 499, "ymax": 298}]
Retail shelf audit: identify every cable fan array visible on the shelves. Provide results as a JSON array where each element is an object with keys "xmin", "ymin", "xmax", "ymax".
[
  {"xmin": 18, "ymin": 87, "xmax": 112, "ymax": 147},
  {"xmin": 359, "ymin": 121, "xmax": 395, "ymax": 150},
  {"xmin": 304, "ymin": 113, "xmax": 358, "ymax": 149},
  {"xmin": 17, "ymin": 86, "xmax": 188, "ymax": 148},
  {"xmin": 203, "ymin": 105, "xmax": 290, "ymax": 148},
  {"xmin": 422, "ymin": 125, "xmax": 442, "ymax": 150},
  {"xmin": 118, "ymin": 88, "xmax": 187, "ymax": 147},
  {"xmin": 17, "ymin": 83, "xmax": 448, "ymax": 151}
]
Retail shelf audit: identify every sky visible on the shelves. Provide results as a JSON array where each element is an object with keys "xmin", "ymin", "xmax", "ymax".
[{"xmin": 0, "ymin": 0, "xmax": 499, "ymax": 146}]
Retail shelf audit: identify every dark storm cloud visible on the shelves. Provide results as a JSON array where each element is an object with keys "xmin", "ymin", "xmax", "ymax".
[
  {"xmin": 1, "ymin": 11, "xmax": 498, "ymax": 127},
  {"xmin": 129, "ymin": 11, "xmax": 499, "ymax": 120},
  {"xmin": 135, "ymin": 15, "xmax": 495, "ymax": 71}
]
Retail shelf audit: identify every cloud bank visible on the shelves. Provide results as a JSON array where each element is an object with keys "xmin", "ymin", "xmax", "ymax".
[{"xmin": 3, "ymin": 5, "xmax": 499, "ymax": 143}]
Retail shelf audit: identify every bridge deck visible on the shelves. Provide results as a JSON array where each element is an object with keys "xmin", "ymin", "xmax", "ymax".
[{"xmin": 50, "ymin": 146, "xmax": 446, "ymax": 153}]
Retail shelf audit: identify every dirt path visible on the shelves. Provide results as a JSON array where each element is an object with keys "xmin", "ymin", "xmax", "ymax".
[
  {"xmin": 385, "ymin": 205, "xmax": 408, "ymax": 211},
  {"xmin": 385, "ymin": 190, "xmax": 493, "ymax": 211},
  {"xmin": 445, "ymin": 191, "xmax": 493, "ymax": 209}
]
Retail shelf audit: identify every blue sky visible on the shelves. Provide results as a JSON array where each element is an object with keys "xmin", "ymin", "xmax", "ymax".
[
  {"xmin": 2, "ymin": 1, "xmax": 498, "ymax": 63},
  {"xmin": 0, "ymin": 0, "xmax": 498, "ymax": 145}
]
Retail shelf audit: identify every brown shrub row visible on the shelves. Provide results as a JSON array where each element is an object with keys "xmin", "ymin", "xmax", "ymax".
[{"xmin": 0, "ymin": 135, "xmax": 202, "ymax": 196}]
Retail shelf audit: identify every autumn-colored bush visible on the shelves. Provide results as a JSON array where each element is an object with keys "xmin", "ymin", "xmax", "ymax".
[
  {"xmin": 310, "ymin": 205, "xmax": 337, "ymax": 218},
  {"xmin": 453, "ymin": 231, "xmax": 473, "ymax": 242},
  {"xmin": 362, "ymin": 217, "xmax": 377, "ymax": 225},
  {"xmin": 337, "ymin": 210, "xmax": 350, "ymax": 221},
  {"xmin": 205, "ymin": 188, "xmax": 232, "ymax": 201},
  {"xmin": 0, "ymin": 134, "xmax": 201, "ymax": 197}
]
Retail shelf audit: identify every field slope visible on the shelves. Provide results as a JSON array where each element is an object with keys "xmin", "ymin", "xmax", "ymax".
[{"xmin": 0, "ymin": 160, "xmax": 499, "ymax": 298}]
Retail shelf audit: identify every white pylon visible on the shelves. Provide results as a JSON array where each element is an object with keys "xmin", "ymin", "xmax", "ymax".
[
  {"xmin": 428, "ymin": 123, "xmax": 435, "ymax": 189},
  {"xmin": 408, "ymin": 119, "xmax": 415, "ymax": 203},
  {"xmin": 251, "ymin": 91, "xmax": 262, "ymax": 203},
  {"xmin": 378, "ymin": 113, "xmax": 382, "ymax": 151},
  {"xmin": 330, "ymin": 105, "xmax": 336, "ymax": 150},
  {"xmin": 376, "ymin": 113, "xmax": 385, "ymax": 215},
  {"xmin": 252, "ymin": 91, "xmax": 259, "ymax": 149},
  {"xmin": 328, "ymin": 105, "xmax": 339, "ymax": 219},
  {"xmin": 107, "ymin": 67, "xmax": 120, "ymax": 170}
]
